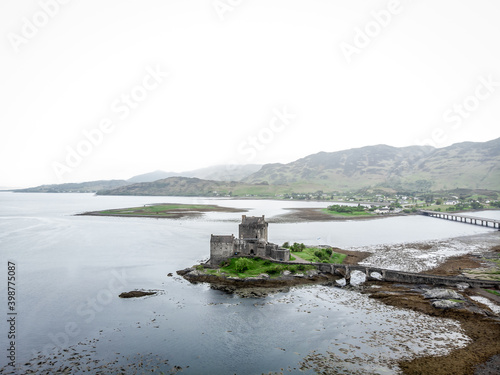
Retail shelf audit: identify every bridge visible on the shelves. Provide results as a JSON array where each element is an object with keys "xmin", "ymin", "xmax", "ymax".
[
  {"xmin": 279, "ymin": 261, "xmax": 500, "ymax": 288},
  {"xmin": 420, "ymin": 210, "xmax": 500, "ymax": 230}
]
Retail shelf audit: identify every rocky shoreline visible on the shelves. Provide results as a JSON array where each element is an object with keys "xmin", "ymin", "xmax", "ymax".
[
  {"xmin": 177, "ymin": 267, "xmax": 344, "ymax": 297},
  {"xmin": 362, "ymin": 281, "xmax": 500, "ymax": 375}
]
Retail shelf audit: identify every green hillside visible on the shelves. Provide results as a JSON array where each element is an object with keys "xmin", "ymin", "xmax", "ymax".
[
  {"xmin": 97, "ymin": 177, "xmax": 282, "ymax": 197},
  {"xmin": 242, "ymin": 138, "xmax": 500, "ymax": 192}
]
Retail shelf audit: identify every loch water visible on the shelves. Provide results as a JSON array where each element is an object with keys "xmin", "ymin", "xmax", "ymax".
[{"xmin": 1, "ymin": 193, "xmax": 499, "ymax": 374}]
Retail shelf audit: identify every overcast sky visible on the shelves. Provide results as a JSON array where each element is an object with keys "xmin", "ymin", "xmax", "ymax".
[{"xmin": 1, "ymin": 0, "xmax": 500, "ymax": 187}]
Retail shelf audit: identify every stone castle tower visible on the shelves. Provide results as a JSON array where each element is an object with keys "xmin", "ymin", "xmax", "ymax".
[
  {"xmin": 239, "ymin": 215, "xmax": 268, "ymax": 241},
  {"xmin": 209, "ymin": 215, "xmax": 289, "ymax": 265}
]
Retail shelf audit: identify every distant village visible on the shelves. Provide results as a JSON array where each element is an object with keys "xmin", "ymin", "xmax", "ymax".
[
  {"xmin": 152, "ymin": 188, "xmax": 500, "ymax": 214},
  {"xmin": 241, "ymin": 191, "xmax": 500, "ymax": 214}
]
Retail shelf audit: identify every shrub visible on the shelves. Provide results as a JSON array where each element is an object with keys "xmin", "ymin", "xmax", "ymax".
[
  {"xmin": 314, "ymin": 249, "xmax": 329, "ymax": 261},
  {"xmin": 195, "ymin": 264, "xmax": 204, "ymax": 271},
  {"xmin": 287, "ymin": 265, "xmax": 297, "ymax": 273},
  {"xmin": 297, "ymin": 264, "xmax": 306, "ymax": 271},
  {"xmin": 282, "ymin": 242, "xmax": 290, "ymax": 248},
  {"xmin": 263, "ymin": 260, "xmax": 272, "ymax": 266},
  {"xmin": 325, "ymin": 248, "xmax": 333, "ymax": 257},
  {"xmin": 234, "ymin": 258, "xmax": 253, "ymax": 273},
  {"xmin": 267, "ymin": 265, "xmax": 285, "ymax": 275},
  {"xmin": 290, "ymin": 242, "xmax": 306, "ymax": 252}
]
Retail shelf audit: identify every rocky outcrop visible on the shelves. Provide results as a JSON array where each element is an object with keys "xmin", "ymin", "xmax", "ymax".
[
  {"xmin": 432, "ymin": 300, "xmax": 464, "ymax": 309},
  {"xmin": 424, "ymin": 288, "xmax": 462, "ymax": 300},
  {"xmin": 119, "ymin": 290, "xmax": 157, "ymax": 298}
]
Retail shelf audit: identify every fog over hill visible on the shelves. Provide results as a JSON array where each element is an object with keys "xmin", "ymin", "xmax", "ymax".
[{"xmin": 96, "ymin": 138, "xmax": 500, "ymax": 196}]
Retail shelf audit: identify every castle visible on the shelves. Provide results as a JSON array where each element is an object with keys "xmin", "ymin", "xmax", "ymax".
[{"xmin": 209, "ymin": 215, "xmax": 290, "ymax": 265}]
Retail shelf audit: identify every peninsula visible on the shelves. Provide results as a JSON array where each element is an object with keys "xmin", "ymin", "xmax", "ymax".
[{"xmin": 78, "ymin": 203, "xmax": 247, "ymax": 219}]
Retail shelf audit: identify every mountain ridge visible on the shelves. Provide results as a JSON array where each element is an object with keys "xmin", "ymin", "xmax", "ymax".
[
  {"xmin": 241, "ymin": 138, "xmax": 500, "ymax": 191},
  {"xmin": 14, "ymin": 137, "xmax": 500, "ymax": 195}
]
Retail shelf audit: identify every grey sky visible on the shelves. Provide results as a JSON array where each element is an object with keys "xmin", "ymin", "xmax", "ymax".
[{"xmin": 1, "ymin": 0, "xmax": 500, "ymax": 187}]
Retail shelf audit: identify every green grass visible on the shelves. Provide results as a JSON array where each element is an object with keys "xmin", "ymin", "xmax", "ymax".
[
  {"xmin": 96, "ymin": 203, "xmax": 224, "ymax": 216},
  {"xmin": 291, "ymin": 247, "xmax": 347, "ymax": 264},
  {"xmin": 321, "ymin": 208, "xmax": 373, "ymax": 217},
  {"xmin": 485, "ymin": 289, "xmax": 500, "ymax": 297},
  {"xmin": 449, "ymin": 299, "xmax": 464, "ymax": 303},
  {"xmin": 210, "ymin": 257, "xmax": 315, "ymax": 278}
]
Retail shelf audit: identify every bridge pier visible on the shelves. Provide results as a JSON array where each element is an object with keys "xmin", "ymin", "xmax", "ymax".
[
  {"xmin": 365, "ymin": 268, "xmax": 372, "ymax": 281},
  {"xmin": 333, "ymin": 265, "xmax": 351, "ymax": 285},
  {"xmin": 365, "ymin": 268, "xmax": 384, "ymax": 281}
]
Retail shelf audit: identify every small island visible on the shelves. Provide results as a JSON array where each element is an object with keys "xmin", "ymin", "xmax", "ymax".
[
  {"xmin": 78, "ymin": 203, "xmax": 247, "ymax": 219},
  {"xmin": 177, "ymin": 215, "xmax": 369, "ymax": 296}
]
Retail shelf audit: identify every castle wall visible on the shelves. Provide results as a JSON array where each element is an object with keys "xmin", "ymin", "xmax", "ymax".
[
  {"xmin": 209, "ymin": 216, "xmax": 290, "ymax": 264},
  {"xmin": 266, "ymin": 244, "xmax": 290, "ymax": 261},
  {"xmin": 210, "ymin": 235, "xmax": 235, "ymax": 265}
]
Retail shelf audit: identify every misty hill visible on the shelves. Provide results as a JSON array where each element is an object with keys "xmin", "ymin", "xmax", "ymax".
[
  {"xmin": 128, "ymin": 165, "xmax": 262, "ymax": 183},
  {"xmin": 182, "ymin": 164, "xmax": 262, "ymax": 181},
  {"xmin": 97, "ymin": 176, "xmax": 265, "ymax": 196},
  {"xmin": 97, "ymin": 138, "xmax": 500, "ymax": 196},
  {"xmin": 128, "ymin": 170, "xmax": 178, "ymax": 183},
  {"xmin": 15, "ymin": 138, "xmax": 500, "ymax": 195},
  {"xmin": 15, "ymin": 165, "xmax": 262, "ymax": 193},
  {"xmin": 242, "ymin": 138, "xmax": 500, "ymax": 191},
  {"xmin": 14, "ymin": 180, "xmax": 130, "ymax": 193}
]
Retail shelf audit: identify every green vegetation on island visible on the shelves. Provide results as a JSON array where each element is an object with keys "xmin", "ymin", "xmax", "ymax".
[
  {"xmin": 283, "ymin": 242, "xmax": 347, "ymax": 264},
  {"xmin": 322, "ymin": 204, "xmax": 373, "ymax": 217},
  {"xmin": 80, "ymin": 203, "xmax": 245, "ymax": 218},
  {"xmin": 205, "ymin": 258, "xmax": 315, "ymax": 279}
]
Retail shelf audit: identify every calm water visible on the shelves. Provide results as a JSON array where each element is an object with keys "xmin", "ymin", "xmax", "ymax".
[{"xmin": 0, "ymin": 193, "xmax": 499, "ymax": 374}]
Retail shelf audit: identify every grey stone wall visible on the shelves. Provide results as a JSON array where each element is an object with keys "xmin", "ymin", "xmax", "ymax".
[{"xmin": 210, "ymin": 235, "xmax": 235, "ymax": 265}]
